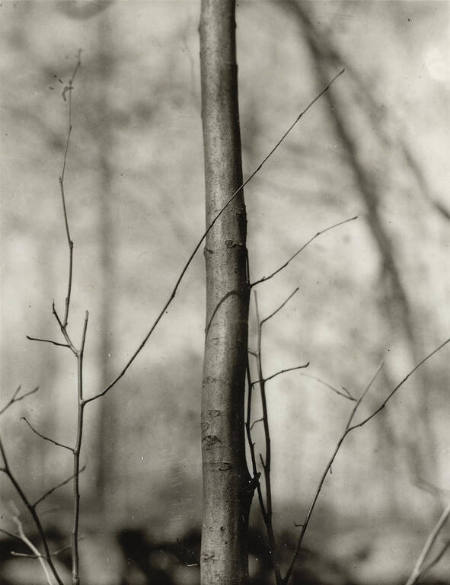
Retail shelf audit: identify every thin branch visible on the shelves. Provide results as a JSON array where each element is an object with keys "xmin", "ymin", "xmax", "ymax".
[
  {"xmin": 21, "ymin": 417, "xmax": 74, "ymax": 452},
  {"xmin": 26, "ymin": 335, "xmax": 70, "ymax": 349},
  {"xmin": 260, "ymin": 287, "xmax": 299, "ymax": 326},
  {"xmin": 52, "ymin": 302, "xmax": 77, "ymax": 355},
  {"xmin": 0, "ymin": 527, "xmax": 22, "ymax": 541},
  {"xmin": 418, "ymin": 540, "xmax": 450, "ymax": 581},
  {"xmin": 348, "ymin": 338, "xmax": 450, "ymax": 432},
  {"xmin": 0, "ymin": 436, "xmax": 64, "ymax": 585},
  {"xmin": 58, "ymin": 51, "xmax": 81, "ymax": 329},
  {"xmin": 283, "ymin": 338, "xmax": 450, "ymax": 584},
  {"xmin": 84, "ymin": 69, "xmax": 345, "ymax": 405},
  {"xmin": 12, "ymin": 514, "xmax": 54, "ymax": 585},
  {"xmin": 252, "ymin": 363, "xmax": 310, "ymax": 387},
  {"xmin": 245, "ymin": 360, "xmax": 267, "ymax": 522},
  {"xmin": 71, "ymin": 310, "xmax": 89, "ymax": 585},
  {"xmin": 0, "ymin": 386, "xmax": 39, "ymax": 416},
  {"xmin": 298, "ymin": 372, "xmax": 356, "ymax": 401},
  {"xmin": 405, "ymin": 503, "xmax": 450, "ymax": 585},
  {"xmin": 251, "ymin": 216, "xmax": 357, "ymax": 287},
  {"xmin": 253, "ymin": 292, "xmax": 283, "ymax": 585},
  {"xmin": 283, "ymin": 362, "xmax": 383, "ymax": 584},
  {"xmin": 250, "ymin": 417, "xmax": 264, "ymax": 431},
  {"xmin": 33, "ymin": 465, "xmax": 86, "ymax": 508}
]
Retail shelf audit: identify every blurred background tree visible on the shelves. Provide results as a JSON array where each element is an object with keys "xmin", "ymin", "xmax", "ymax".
[{"xmin": 0, "ymin": 1, "xmax": 448, "ymax": 584}]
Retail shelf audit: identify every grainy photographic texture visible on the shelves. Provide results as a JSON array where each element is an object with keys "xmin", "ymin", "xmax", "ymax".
[{"xmin": 0, "ymin": 2, "xmax": 449, "ymax": 584}]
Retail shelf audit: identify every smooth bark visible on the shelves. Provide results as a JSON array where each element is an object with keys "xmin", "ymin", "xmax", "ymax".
[{"xmin": 199, "ymin": 1, "xmax": 252, "ymax": 583}]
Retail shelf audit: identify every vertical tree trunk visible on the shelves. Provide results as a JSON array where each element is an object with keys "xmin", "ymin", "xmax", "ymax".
[{"xmin": 199, "ymin": 1, "xmax": 252, "ymax": 584}]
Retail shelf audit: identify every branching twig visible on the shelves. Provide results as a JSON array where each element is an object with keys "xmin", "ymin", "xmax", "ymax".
[
  {"xmin": 297, "ymin": 372, "xmax": 355, "ymax": 401},
  {"xmin": 251, "ymin": 363, "xmax": 310, "ymax": 387},
  {"xmin": 33, "ymin": 465, "xmax": 86, "ymax": 508},
  {"xmin": 251, "ymin": 216, "xmax": 357, "ymax": 287},
  {"xmin": 21, "ymin": 417, "xmax": 74, "ymax": 452},
  {"xmin": 405, "ymin": 503, "xmax": 450, "ymax": 585},
  {"xmin": 283, "ymin": 362, "xmax": 383, "ymax": 584},
  {"xmin": 12, "ymin": 513, "xmax": 54, "ymax": 585},
  {"xmin": 0, "ymin": 436, "xmax": 64, "ymax": 585},
  {"xmin": 283, "ymin": 338, "xmax": 450, "ymax": 584},
  {"xmin": 84, "ymin": 69, "xmax": 345, "ymax": 405},
  {"xmin": 0, "ymin": 385, "xmax": 39, "ymax": 416}
]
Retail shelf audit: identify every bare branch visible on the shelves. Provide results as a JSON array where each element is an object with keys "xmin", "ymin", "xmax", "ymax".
[
  {"xmin": 250, "ymin": 417, "xmax": 264, "ymax": 431},
  {"xmin": 0, "ymin": 386, "xmax": 39, "ymax": 416},
  {"xmin": 283, "ymin": 362, "xmax": 383, "ymax": 584},
  {"xmin": 260, "ymin": 287, "xmax": 299, "ymax": 326},
  {"xmin": 348, "ymin": 338, "xmax": 450, "ymax": 432},
  {"xmin": 21, "ymin": 417, "xmax": 74, "ymax": 452},
  {"xmin": 0, "ymin": 436, "xmax": 64, "ymax": 585},
  {"xmin": 58, "ymin": 52, "xmax": 81, "ymax": 328},
  {"xmin": 405, "ymin": 503, "xmax": 450, "ymax": 585},
  {"xmin": 418, "ymin": 540, "xmax": 450, "ymax": 581},
  {"xmin": 253, "ymin": 292, "xmax": 283, "ymax": 585},
  {"xmin": 84, "ymin": 70, "xmax": 345, "ymax": 405},
  {"xmin": 298, "ymin": 372, "xmax": 356, "ymax": 401},
  {"xmin": 252, "ymin": 363, "xmax": 310, "ymax": 387},
  {"xmin": 284, "ymin": 338, "xmax": 450, "ymax": 584},
  {"xmin": 251, "ymin": 216, "xmax": 357, "ymax": 287},
  {"xmin": 26, "ymin": 335, "xmax": 70, "ymax": 349},
  {"xmin": 33, "ymin": 465, "xmax": 86, "ymax": 508},
  {"xmin": 12, "ymin": 513, "xmax": 54, "ymax": 585}
]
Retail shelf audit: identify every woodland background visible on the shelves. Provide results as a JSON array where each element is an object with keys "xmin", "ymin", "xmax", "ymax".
[{"xmin": 0, "ymin": 1, "xmax": 449, "ymax": 584}]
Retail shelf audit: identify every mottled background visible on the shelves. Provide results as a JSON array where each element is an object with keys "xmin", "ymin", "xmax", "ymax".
[{"xmin": 1, "ymin": 1, "xmax": 449, "ymax": 584}]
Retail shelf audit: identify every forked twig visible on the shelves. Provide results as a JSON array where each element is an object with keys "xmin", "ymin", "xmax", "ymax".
[
  {"xmin": 0, "ymin": 385, "xmax": 39, "ymax": 416},
  {"xmin": 283, "ymin": 338, "xmax": 450, "ymax": 584},
  {"xmin": 0, "ymin": 436, "xmax": 64, "ymax": 585}
]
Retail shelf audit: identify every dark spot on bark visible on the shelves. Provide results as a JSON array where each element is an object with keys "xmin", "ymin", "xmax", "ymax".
[
  {"xmin": 202, "ymin": 435, "xmax": 222, "ymax": 449},
  {"xmin": 208, "ymin": 409, "xmax": 221, "ymax": 417},
  {"xmin": 218, "ymin": 462, "xmax": 232, "ymax": 471}
]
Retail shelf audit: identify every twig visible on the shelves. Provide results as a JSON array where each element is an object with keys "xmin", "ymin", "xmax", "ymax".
[
  {"xmin": 298, "ymin": 372, "xmax": 355, "ymax": 401},
  {"xmin": 12, "ymin": 513, "xmax": 54, "ymax": 585},
  {"xmin": 33, "ymin": 465, "xmax": 86, "ymax": 508},
  {"xmin": 245, "ymin": 361, "xmax": 266, "ymax": 520},
  {"xmin": 58, "ymin": 51, "xmax": 81, "ymax": 329},
  {"xmin": 251, "ymin": 363, "xmax": 310, "ymax": 387},
  {"xmin": 251, "ymin": 216, "xmax": 357, "ymax": 287},
  {"xmin": 0, "ymin": 436, "xmax": 64, "ymax": 585},
  {"xmin": 21, "ymin": 417, "xmax": 74, "ymax": 452},
  {"xmin": 405, "ymin": 503, "xmax": 450, "ymax": 585},
  {"xmin": 71, "ymin": 311, "xmax": 89, "ymax": 585},
  {"xmin": 348, "ymin": 338, "xmax": 450, "ymax": 432},
  {"xmin": 26, "ymin": 335, "xmax": 70, "ymax": 349},
  {"xmin": 260, "ymin": 288, "xmax": 299, "ymax": 326},
  {"xmin": 253, "ymin": 291, "xmax": 283, "ymax": 585},
  {"xmin": 0, "ymin": 385, "xmax": 39, "ymax": 416},
  {"xmin": 283, "ymin": 338, "xmax": 450, "ymax": 584},
  {"xmin": 283, "ymin": 362, "xmax": 383, "ymax": 584},
  {"xmin": 84, "ymin": 69, "xmax": 345, "ymax": 405},
  {"xmin": 418, "ymin": 540, "xmax": 450, "ymax": 580}
]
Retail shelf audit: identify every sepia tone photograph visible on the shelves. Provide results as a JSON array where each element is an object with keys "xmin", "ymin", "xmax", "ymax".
[{"xmin": 0, "ymin": 1, "xmax": 449, "ymax": 584}]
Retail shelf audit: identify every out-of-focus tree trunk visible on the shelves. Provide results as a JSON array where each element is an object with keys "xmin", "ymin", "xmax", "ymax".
[
  {"xmin": 286, "ymin": 0, "xmax": 437, "ymax": 483},
  {"xmin": 95, "ymin": 16, "xmax": 116, "ymax": 516},
  {"xmin": 199, "ymin": 1, "xmax": 252, "ymax": 583}
]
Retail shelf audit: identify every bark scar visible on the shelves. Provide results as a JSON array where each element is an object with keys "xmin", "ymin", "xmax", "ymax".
[{"xmin": 202, "ymin": 434, "xmax": 222, "ymax": 449}]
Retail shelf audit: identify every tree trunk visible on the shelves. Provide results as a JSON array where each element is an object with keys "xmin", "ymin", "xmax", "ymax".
[{"xmin": 199, "ymin": 1, "xmax": 252, "ymax": 584}]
